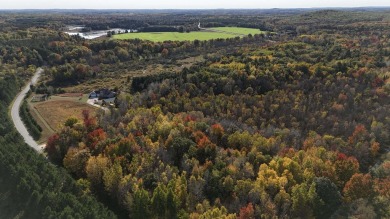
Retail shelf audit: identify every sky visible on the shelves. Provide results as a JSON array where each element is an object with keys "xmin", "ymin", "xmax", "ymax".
[{"xmin": 0, "ymin": 0, "xmax": 389, "ymax": 9}]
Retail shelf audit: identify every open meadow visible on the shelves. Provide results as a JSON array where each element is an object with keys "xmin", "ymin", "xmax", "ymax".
[
  {"xmin": 209, "ymin": 27, "xmax": 263, "ymax": 35},
  {"xmin": 31, "ymin": 96, "xmax": 98, "ymax": 134},
  {"xmin": 113, "ymin": 27, "xmax": 263, "ymax": 41}
]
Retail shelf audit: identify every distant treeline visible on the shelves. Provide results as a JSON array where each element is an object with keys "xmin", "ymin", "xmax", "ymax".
[{"xmin": 139, "ymin": 26, "xmax": 178, "ymax": 32}]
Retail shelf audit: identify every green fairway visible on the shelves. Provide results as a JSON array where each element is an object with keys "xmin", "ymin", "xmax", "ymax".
[{"xmin": 113, "ymin": 27, "xmax": 262, "ymax": 42}]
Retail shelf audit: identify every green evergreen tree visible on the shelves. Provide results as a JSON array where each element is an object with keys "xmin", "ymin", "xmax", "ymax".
[{"xmin": 131, "ymin": 188, "xmax": 151, "ymax": 219}]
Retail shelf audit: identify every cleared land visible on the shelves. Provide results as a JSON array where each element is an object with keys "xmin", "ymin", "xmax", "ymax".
[
  {"xmin": 113, "ymin": 27, "xmax": 263, "ymax": 42},
  {"xmin": 209, "ymin": 27, "xmax": 263, "ymax": 35},
  {"xmin": 61, "ymin": 55, "xmax": 204, "ymax": 93},
  {"xmin": 32, "ymin": 96, "xmax": 97, "ymax": 133}
]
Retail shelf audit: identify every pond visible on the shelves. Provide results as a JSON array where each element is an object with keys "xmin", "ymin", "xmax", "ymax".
[{"xmin": 64, "ymin": 25, "xmax": 136, "ymax": 39}]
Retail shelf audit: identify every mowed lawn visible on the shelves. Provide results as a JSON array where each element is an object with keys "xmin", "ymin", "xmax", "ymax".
[{"xmin": 113, "ymin": 27, "xmax": 262, "ymax": 42}]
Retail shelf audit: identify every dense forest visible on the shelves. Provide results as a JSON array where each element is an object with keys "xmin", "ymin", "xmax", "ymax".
[
  {"xmin": 1, "ymin": 8, "xmax": 389, "ymax": 218},
  {"xmin": 0, "ymin": 22, "xmax": 116, "ymax": 218},
  {"xmin": 0, "ymin": 76, "xmax": 115, "ymax": 218}
]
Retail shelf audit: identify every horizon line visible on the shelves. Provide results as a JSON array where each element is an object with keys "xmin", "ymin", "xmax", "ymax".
[{"xmin": 1, "ymin": 6, "xmax": 390, "ymax": 10}]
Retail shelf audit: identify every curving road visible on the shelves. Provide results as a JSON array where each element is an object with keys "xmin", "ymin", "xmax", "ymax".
[{"xmin": 11, "ymin": 68, "xmax": 45, "ymax": 153}]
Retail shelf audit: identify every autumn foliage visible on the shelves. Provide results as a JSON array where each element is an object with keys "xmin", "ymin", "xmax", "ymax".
[{"xmin": 43, "ymin": 10, "xmax": 390, "ymax": 218}]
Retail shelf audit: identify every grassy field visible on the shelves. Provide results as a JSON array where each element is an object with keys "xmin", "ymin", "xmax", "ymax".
[
  {"xmin": 113, "ymin": 27, "xmax": 262, "ymax": 42},
  {"xmin": 32, "ymin": 96, "xmax": 97, "ymax": 133},
  {"xmin": 209, "ymin": 27, "xmax": 263, "ymax": 35}
]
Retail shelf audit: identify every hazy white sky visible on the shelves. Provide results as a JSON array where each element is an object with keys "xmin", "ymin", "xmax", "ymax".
[{"xmin": 0, "ymin": 0, "xmax": 389, "ymax": 9}]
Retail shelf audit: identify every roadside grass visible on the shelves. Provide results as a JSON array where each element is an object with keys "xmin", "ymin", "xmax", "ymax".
[
  {"xmin": 28, "ymin": 99, "xmax": 54, "ymax": 144},
  {"xmin": 113, "ymin": 27, "xmax": 262, "ymax": 42}
]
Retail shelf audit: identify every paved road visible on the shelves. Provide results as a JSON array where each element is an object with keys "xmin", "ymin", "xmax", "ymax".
[{"xmin": 11, "ymin": 68, "xmax": 45, "ymax": 153}]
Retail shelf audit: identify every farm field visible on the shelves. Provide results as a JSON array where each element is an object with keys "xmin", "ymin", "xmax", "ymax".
[
  {"xmin": 209, "ymin": 27, "xmax": 263, "ymax": 35},
  {"xmin": 113, "ymin": 27, "xmax": 262, "ymax": 41}
]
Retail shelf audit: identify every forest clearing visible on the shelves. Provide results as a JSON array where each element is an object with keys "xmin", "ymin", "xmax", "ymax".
[{"xmin": 113, "ymin": 27, "xmax": 263, "ymax": 41}]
